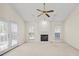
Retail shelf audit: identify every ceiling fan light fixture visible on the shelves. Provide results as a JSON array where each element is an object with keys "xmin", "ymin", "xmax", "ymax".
[{"xmin": 36, "ymin": 3, "xmax": 54, "ymax": 18}]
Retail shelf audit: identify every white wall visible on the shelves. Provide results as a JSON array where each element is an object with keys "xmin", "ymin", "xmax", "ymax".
[
  {"xmin": 64, "ymin": 6, "xmax": 79, "ymax": 49},
  {"xmin": 26, "ymin": 20, "xmax": 64, "ymax": 43},
  {"xmin": 0, "ymin": 4, "xmax": 26, "ymax": 45}
]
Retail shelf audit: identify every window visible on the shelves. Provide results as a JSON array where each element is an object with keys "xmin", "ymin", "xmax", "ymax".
[
  {"xmin": 55, "ymin": 26, "xmax": 62, "ymax": 40},
  {"xmin": 0, "ymin": 21, "xmax": 8, "ymax": 51},
  {"xmin": 0, "ymin": 20, "xmax": 18, "ymax": 55},
  {"xmin": 11, "ymin": 23, "xmax": 18, "ymax": 46},
  {"xmin": 55, "ymin": 33, "xmax": 60, "ymax": 40}
]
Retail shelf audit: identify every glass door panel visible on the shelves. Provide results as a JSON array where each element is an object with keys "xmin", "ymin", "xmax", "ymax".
[
  {"xmin": 11, "ymin": 23, "xmax": 18, "ymax": 46},
  {"xmin": 0, "ymin": 21, "xmax": 9, "ymax": 51},
  {"xmin": 0, "ymin": 20, "xmax": 18, "ymax": 55}
]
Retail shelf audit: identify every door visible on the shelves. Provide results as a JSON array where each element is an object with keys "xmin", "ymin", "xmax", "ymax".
[
  {"xmin": 0, "ymin": 20, "xmax": 18, "ymax": 54},
  {"xmin": 10, "ymin": 23, "xmax": 18, "ymax": 46},
  {"xmin": 0, "ymin": 21, "xmax": 9, "ymax": 51}
]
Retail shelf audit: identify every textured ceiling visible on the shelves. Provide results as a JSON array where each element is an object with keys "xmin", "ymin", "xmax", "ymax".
[{"xmin": 11, "ymin": 3, "xmax": 78, "ymax": 22}]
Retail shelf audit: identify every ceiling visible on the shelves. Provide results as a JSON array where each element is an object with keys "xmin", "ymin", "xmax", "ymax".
[{"xmin": 11, "ymin": 3, "xmax": 78, "ymax": 22}]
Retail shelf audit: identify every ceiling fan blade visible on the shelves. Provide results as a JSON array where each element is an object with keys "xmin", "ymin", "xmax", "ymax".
[
  {"xmin": 36, "ymin": 9, "xmax": 43, "ymax": 12},
  {"xmin": 47, "ymin": 10, "xmax": 54, "ymax": 13},
  {"xmin": 37, "ymin": 13, "xmax": 44, "ymax": 17},
  {"xmin": 45, "ymin": 13, "xmax": 50, "ymax": 17}
]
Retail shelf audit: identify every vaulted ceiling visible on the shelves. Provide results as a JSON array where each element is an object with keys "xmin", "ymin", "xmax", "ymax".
[{"xmin": 11, "ymin": 3, "xmax": 78, "ymax": 22}]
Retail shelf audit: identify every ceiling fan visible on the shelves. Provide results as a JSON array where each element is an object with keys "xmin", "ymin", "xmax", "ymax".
[{"xmin": 36, "ymin": 3, "xmax": 54, "ymax": 17}]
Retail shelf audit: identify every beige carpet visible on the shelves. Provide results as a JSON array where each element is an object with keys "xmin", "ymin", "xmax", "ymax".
[{"xmin": 3, "ymin": 42, "xmax": 79, "ymax": 56}]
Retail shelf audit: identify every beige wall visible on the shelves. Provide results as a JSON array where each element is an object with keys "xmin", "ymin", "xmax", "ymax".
[
  {"xmin": 64, "ymin": 6, "xmax": 79, "ymax": 49},
  {"xmin": 0, "ymin": 4, "xmax": 26, "ymax": 45},
  {"xmin": 26, "ymin": 20, "xmax": 64, "ymax": 43}
]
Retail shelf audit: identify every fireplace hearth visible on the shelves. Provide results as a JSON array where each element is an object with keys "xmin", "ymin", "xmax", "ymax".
[{"xmin": 41, "ymin": 35, "xmax": 48, "ymax": 41}]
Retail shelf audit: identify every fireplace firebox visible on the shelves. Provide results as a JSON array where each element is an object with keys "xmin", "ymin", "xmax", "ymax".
[{"xmin": 41, "ymin": 35, "xmax": 48, "ymax": 41}]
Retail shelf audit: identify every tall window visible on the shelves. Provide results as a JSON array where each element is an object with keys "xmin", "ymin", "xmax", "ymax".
[
  {"xmin": 55, "ymin": 26, "xmax": 62, "ymax": 40},
  {"xmin": 0, "ymin": 21, "xmax": 8, "ymax": 51},
  {"xmin": 0, "ymin": 20, "xmax": 18, "ymax": 54},
  {"xmin": 11, "ymin": 23, "xmax": 18, "ymax": 46}
]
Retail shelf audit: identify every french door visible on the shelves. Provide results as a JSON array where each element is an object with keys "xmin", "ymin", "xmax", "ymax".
[
  {"xmin": 0, "ymin": 20, "xmax": 18, "ymax": 54},
  {"xmin": 10, "ymin": 23, "xmax": 18, "ymax": 46},
  {"xmin": 0, "ymin": 21, "xmax": 9, "ymax": 51}
]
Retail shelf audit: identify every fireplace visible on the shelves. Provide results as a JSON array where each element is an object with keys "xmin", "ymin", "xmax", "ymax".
[{"xmin": 41, "ymin": 34, "xmax": 48, "ymax": 41}]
